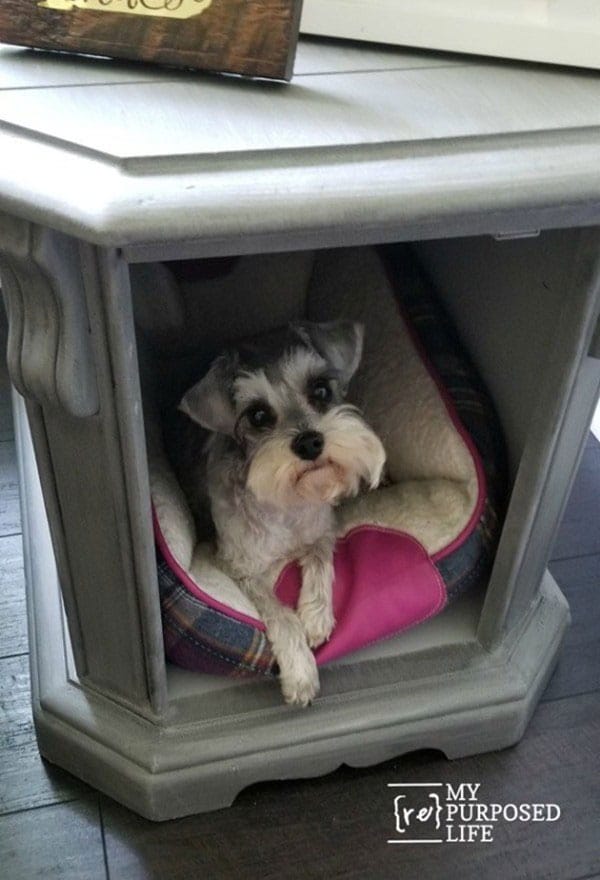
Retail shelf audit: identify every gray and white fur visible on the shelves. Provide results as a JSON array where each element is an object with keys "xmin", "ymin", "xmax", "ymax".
[{"xmin": 173, "ymin": 320, "xmax": 386, "ymax": 706}]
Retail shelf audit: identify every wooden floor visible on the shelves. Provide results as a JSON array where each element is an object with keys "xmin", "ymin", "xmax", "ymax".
[{"xmin": 0, "ymin": 312, "xmax": 598, "ymax": 880}]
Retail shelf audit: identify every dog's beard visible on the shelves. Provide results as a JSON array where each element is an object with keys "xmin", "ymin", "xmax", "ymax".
[{"xmin": 246, "ymin": 408, "xmax": 386, "ymax": 508}]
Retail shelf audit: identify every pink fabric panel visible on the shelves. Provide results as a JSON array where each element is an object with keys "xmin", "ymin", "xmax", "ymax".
[{"xmin": 274, "ymin": 526, "xmax": 447, "ymax": 666}]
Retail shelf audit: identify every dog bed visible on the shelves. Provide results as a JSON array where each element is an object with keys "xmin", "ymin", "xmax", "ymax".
[{"xmin": 142, "ymin": 245, "xmax": 506, "ymax": 679}]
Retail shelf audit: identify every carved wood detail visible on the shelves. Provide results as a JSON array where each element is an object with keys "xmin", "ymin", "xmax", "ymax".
[{"xmin": 0, "ymin": 216, "xmax": 99, "ymax": 417}]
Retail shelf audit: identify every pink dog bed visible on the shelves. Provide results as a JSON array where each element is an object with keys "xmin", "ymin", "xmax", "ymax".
[{"xmin": 146, "ymin": 246, "xmax": 505, "ymax": 677}]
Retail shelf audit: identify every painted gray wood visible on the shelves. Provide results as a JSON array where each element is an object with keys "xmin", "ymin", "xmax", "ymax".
[
  {"xmin": 0, "ymin": 43, "xmax": 179, "ymax": 89},
  {"xmin": 79, "ymin": 245, "xmax": 167, "ymax": 713},
  {"xmin": 0, "ymin": 226, "xmax": 166, "ymax": 713},
  {"xmin": 417, "ymin": 233, "xmax": 584, "ymax": 476},
  {"xmin": 3, "ymin": 63, "xmax": 600, "ymax": 160},
  {"xmin": 415, "ymin": 230, "xmax": 600, "ymax": 647},
  {"xmin": 0, "ymin": 37, "xmax": 598, "ymax": 821},
  {"xmin": 0, "ymin": 46, "xmax": 600, "ymax": 250},
  {"xmin": 0, "ymin": 215, "xmax": 98, "ymax": 418}
]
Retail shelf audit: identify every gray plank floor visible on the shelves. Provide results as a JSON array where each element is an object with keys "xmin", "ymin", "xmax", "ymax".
[{"xmin": 0, "ymin": 315, "xmax": 598, "ymax": 880}]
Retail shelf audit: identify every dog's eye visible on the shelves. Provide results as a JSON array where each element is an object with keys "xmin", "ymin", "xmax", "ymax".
[
  {"xmin": 246, "ymin": 404, "xmax": 276, "ymax": 429},
  {"xmin": 309, "ymin": 380, "xmax": 333, "ymax": 405}
]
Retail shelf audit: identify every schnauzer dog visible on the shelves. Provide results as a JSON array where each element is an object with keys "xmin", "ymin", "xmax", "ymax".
[{"xmin": 175, "ymin": 320, "xmax": 386, "ymax": 706}]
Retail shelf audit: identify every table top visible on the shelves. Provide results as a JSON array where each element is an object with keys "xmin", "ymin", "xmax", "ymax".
[{"xmin": 0, "ymin": 38, "xmax": 599, "ymax": 257}]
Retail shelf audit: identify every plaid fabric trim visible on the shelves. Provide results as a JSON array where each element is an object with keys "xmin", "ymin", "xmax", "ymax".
[
  {"xmin": 158, "ymin": 558, "xmax": 276, "ymax": 677},
  {"xmin": 381, "ymin": 245, "xmax": 507, "ymax": 602},
  {"xmin": 157, "ymin": 246, "xmax": 507, "ymax": 676}
]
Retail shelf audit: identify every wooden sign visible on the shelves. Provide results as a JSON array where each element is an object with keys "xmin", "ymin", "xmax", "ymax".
[{"xmin": 0, "ymin": 0, "xmax": 303, "ymax": 80}]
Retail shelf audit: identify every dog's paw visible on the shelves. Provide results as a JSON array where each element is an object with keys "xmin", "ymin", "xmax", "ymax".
[
  {"xmin": 297, "ymin": 600, "xmax": 335, "ymax": 649},
  {"xmin": 279, "ymin": 649, "xmax": 320, "ymax": 707}
]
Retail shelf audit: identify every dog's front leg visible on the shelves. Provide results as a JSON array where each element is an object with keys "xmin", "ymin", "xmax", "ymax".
[
  {"xmin": 239, "ymin": 575, "xmax": 320, "ymax": 707},
  {"xmin": 297, "ymin": 537, "xmax": 336, "ymax": 649}
]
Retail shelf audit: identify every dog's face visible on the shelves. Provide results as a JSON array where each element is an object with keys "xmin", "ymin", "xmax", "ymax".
[{"xmin": 180, "ymin": 321, "xmax": 386, "ymax": 507}]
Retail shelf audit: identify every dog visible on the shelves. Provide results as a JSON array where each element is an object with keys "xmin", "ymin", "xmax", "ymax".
[{"xmin": 174, "ymin": 320, "xmax": 386, "ymax": 706}]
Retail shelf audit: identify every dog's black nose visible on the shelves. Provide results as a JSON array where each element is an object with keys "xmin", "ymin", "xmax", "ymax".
[{"xmin": 292, "ymin": 431, "xmax": 324, "ymax": 462}]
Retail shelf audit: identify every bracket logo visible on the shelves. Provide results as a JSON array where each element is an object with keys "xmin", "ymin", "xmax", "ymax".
[{"xmin": 388, "ymin": 783, "xmax": 560, "ymax": 844}]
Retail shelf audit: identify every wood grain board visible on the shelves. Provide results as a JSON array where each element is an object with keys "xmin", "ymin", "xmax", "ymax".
[
  {"xmin": 0, "ymin": 655, "xmax": 92, "ymax": 816},
  {"xmin": 547, "ymin": 553, "xmax": 600, "ymax": 702},
  {"xmin": 0, "ymin": 535, "xmax": 27, "ymax": 658},
  {"xmin": 0, "ymin": 313, "xmax": 12, "ymax": 442},
  {"xmin": 0, "ymin": 441, "xmax": 20, "ymax": 537},
  {"xmin": 0, "ymin": 799, "xmax": 106, "ymax": 879},
  {"xmin": 0, "ymin": 0, "xmax": 303, "ymax": 80}
]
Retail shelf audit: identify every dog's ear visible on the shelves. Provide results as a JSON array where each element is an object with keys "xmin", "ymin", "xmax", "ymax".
[
  {"xmin": 179, "ymin": 353, "xmax": 238, "ymax": 435},
  {"xmin": 294, "ymin": 320, "xmax": 364, "ymax": 389}
]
